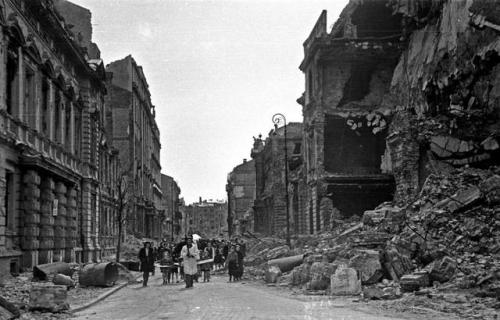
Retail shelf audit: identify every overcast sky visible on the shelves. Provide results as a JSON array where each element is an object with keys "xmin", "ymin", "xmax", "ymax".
[{"xmin": 70, "ymin": 0, "xmax": 348, "ymax": 204}]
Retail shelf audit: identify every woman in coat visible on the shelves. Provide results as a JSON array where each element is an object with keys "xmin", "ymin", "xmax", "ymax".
[
  {"xmin": 226, "ymin": 245, "xmax": 239, "ymax": 282},
  {"xmin": 138, "ymin": 242, "xmax": 155, "ymax": 287},
  {"xmin": 235, "ymin": 244, "xmax": 245, "ymax": 281},
  {"xmin": 180, "ymin": 237, "xmax": 199, "ymax": 288}
]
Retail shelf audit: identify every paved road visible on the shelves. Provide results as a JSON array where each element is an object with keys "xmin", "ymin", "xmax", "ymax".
[{"xmin": 73, "ymin": 275, "xmax": 408, "ymax": 320}]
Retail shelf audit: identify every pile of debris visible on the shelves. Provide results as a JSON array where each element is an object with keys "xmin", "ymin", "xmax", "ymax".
[
  {"xmin": 0, "ymin": 260, "xmax": 136, "ymax": 319},
  {"xmin": 247, "ymin": 166, "xmax": 499, "ymax": 318}
]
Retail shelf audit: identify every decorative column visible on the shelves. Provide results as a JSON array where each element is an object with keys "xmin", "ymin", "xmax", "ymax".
[
  {"xmin": 21, "ymin": 170, "xmax": 41, "ymax": 267},
  {"xmin": 65, "ymin": 186, "xmax": 77, "ymax": 262},
  {"xmin": 53, "ymin": 182, "xmax": 67, "ymax": 262},
  {"xmin": 39, "ymin": 176, "xmax": 55, "ymax": 264}
]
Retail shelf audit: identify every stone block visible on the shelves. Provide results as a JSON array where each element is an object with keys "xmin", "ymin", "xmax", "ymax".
[
  {"xmin": 24, "ymin": 213, "xmax": 41, "ymax": 224},
  {"xmin": 40, "ymin": 227, "xmax": 54, "ymax": 237},
  {"xmin": 430, "ymin": 256, "xmax": 457, "ymax": 283},
  {"xmin": 23, "ymin": 201, "xmax": 40, "ymax": 212},
  {"xmin": 480, "ymin": 175, "xmax": 500, "ymax": 204},
  {"xmin": 40, "ymin": 216, "xmax": 55, "ymax": 226},
  {"xmin": 265, "ymin": 265, "xmax": 282, "ymax": 283},
  {"xmin": 39, "ymin": 239, "xmax": 55, "ymax": 250},
  {"xmin": 400, "ymin": 271, "xmax": 430, "ymax": 292},
  {"xmin": 23, "ymin": 171, "xmax": 41, "ymax": 185},
  {"xmin": 308, "ymin": 262, "xmax": 337, "ymax": 290},
  {"xmin": 29, "ymin": 284, "xmax": 69, "ymax": 312},
  {"xmin": 446, "ymin": 186, "xmax": 481, "ymax": 213},
  {"xmin": 481, "ymin": 136, "xmax": 499, "ymax": 151},
  {"xmin": 349, "ymin": 250, "xmax": 383, "ymax": 285},
  {"xmin": 55, "ymin": 183, "xmax": 67, "ymax": 195},
  {"xmin": 23, "ymin": 186, "xmax": 41, "ymax": 199},
  {"xmin": 362, "ymin": 210, "xmax": 386, "ymax": 225},
  {"xmin": 330, "ymin": 267, "xmax": 361, "ymax": 296},
  {"xmin": 23, "ymin": 226, "xmax": 40, "ymax": 237},
  {"xmin": 21, "ymin": 238, "xmax": 39, "ymax": 250},
  {"xmin": 363, "ymin": 286, "xmax": 385, "ymax": 300}
]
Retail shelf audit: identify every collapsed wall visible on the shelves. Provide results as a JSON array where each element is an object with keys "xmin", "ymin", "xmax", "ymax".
[{"xmin": 386, "ymin": 0, "xmax": 500, "ymax": 205}]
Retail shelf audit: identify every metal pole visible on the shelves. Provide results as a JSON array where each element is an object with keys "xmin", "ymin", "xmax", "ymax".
[{"xmin": 272, "ymin": 113, "xmax": 291, "ymax": 247}]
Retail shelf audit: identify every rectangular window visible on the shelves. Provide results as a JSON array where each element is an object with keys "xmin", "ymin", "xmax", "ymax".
[
  {"xmin": 74, "ymin": 107, "xmax": 82, "ymax": 157},
  {"xmin": 54, "ymin": 91, "xmax": 61, "ymax": 142},
  {"xmin": 41, "ymin": 80, "xmax": 49, "ymax": 135},
  {"xmin": 4, "ymin": 171, "xmax": 13, "ymax": 227},
  {"xmin": 25, "ymin": 68, "xmax": 36, "ymax": 127},
  {"xmin": 65, "ymin": 101, "xmax": 71, "ymax": 151},
  {"xmin": 6, "ymin": 50, "xmax": 19, "ymax": 116}
]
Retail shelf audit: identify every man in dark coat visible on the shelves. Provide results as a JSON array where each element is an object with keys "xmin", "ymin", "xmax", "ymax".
[{"xmin": 139, "ymin": 242, "xmax": 155, "ymax": 287}]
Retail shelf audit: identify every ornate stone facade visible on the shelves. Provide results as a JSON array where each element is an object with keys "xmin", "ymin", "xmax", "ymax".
[{"xmin": 0, "ymin": 0, "xmax": 119, "ymax": 273}]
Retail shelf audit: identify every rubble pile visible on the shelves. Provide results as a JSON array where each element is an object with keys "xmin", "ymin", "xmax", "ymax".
[{"xmin": 246, "ymin": 166, "xmax": 499, "ymax": 318}]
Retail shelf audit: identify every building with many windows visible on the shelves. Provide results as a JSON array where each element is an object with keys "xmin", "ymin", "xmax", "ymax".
[
  {"xmin": 182, "ymin": 199, "xmax": 227, "ymax": 239},
  {"xmin": 160, "ymin": 174, "xmax": 181, "ymax": 242},
  {"xmin": 106, "ymin": 55, "xmax": 162, "ymax": 240},
  {"xmin": 0, "ymin": 0, "xmax": 119, "ymax": 273}
]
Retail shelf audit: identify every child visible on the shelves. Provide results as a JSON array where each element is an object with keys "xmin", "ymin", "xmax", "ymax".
[
  {"xmin": 159, "ymin": 250, "xmax": 174, "ymax": 285},
  {"xmin": 200, "ymin": 244, "xmax": 214, "ymax": 282},
  {"xmin": 225, "ymin": 246, "xmax": 239, "ymax": 282}
]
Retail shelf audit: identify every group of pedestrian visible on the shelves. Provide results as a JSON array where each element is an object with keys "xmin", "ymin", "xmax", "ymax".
[{"xmin": 138, "ymin": 236, "xmax": 247, "ymax": 288}]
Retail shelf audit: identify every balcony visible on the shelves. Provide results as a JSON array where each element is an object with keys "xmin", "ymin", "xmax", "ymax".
[{"xmin": 0, "ymin": 110, "xmax": 88, "ymax": 182}]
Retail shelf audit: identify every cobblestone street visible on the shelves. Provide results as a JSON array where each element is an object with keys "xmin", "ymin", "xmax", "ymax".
[{"xmin": 73, "ymin": 275, "xmax": 425, "ymax": 320}]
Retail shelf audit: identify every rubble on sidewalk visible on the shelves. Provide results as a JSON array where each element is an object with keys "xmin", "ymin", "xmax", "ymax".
[{"xmin": 28, "ymin": 284, "xmax": 69, "ymax": 313}]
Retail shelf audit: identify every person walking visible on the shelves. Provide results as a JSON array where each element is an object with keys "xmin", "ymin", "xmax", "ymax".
[
  {"xmin": 200, "ymin": 242, "xmax": 214, "ymax": 282},
  {"xmin": 226, "ymin": 245, "xmax": 239, "ymax": 282},
  {"xmin": 214, "ymin": 244, "xmax": 224, "ymax": 270},
  {"xmin": 235, "ymin": 244, "xmax": 245, "ymax": 281},
  {"xmin": 180, "ymin": 236, "xmax": 199, "ymax": 289},
  {"xmin": 138, "ymin": 242, "xmax": 155, "ymax": 287}
]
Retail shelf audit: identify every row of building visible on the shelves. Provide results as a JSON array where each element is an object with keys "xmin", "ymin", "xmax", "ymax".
[{"xmin": 0, "ymin": 0, "xmax": 182, "ymax": 274}]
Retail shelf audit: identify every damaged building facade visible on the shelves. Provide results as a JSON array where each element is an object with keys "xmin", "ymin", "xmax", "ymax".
[
  {"xmin": 106, "ymin": 55, "xmax": 163, "ymax": 241},
  {"xmin": 182, "ymin": 199, "xmax": 228, "ymax": 239},
  {"xmin": 160, "ymin": 174, "xmax": 182, "ymax": 242},
  {"xmin": 226, "ymin": 158, "xmax": 256, "ymax": 236},
  {"xmin": 251, "ymin": 123, "xmax": 307, "ymax": 236},
  {"xmin": 0, "ymin": 0, "xmax": 120, "ymax": 273},
  {"xmin": 299, "ymin": 0, "xmax": 500, "ymax": 233}
]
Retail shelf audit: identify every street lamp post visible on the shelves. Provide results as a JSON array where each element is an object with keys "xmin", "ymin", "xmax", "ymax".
[{"xmin": 272, "ymin": 113, "xmax": 291, "ymax": 248}]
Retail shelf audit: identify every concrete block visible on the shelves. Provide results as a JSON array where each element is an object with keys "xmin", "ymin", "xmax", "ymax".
[
  {"xmin": 330, "ymin": 267, "xmax": 361, "ymax": 296},
  {"xmin": 401, "ymin": 271, "xmax": 430, "ymax": 292},
  {"xmin": 349, "ymin": 250, "xmax": 383, "ymax": 284}
]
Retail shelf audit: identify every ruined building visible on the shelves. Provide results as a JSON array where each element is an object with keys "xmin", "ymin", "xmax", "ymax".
[
  {"xmin": 251, "ymin": 123, "xmax": 305, "ymax": 235},
  {"xmin": 106, "ymin": 56, "xmax": 163, "ymax": 241},
  {"xmin": 160, "ymin": 174, "xmax": 182, "ymax": 242},
  {"xmin": 182, "ymin": 199, "xmax": 228, "ymax": 239},
  {"xmin": 0, "ymin": 0, "xmax": 120, "ymax": 273},
  {"xmin": 226, "ymin": 159, "xmax": 256, "ymax": 236},
  {"xmin": 299, "ymin": 0, "xmax": 500, "ymax": 233}
]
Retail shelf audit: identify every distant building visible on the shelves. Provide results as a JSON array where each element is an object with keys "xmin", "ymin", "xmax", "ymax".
[
  {"xmin": 226, "ymin": 159, "xmax": 256, "ymax": 236},
  {"xmin": 251, "ymin": 123, "xmax": 305, "ymax": 236},
  {"xmin": 182, "ymin": 199, "xmax": 228, "ymax": 239},
  {"xmin": 106, "ymin": 55, "xmax": 162, "ymax": 240},
  {"xmin": 160, "ymin": 174, "xmax": 181, "ymax": 242}
]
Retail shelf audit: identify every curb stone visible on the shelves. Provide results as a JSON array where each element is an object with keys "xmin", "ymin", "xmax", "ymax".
[{"xmin": 70, "ymin": 275, "xmax": 142, "ymax": 313}]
